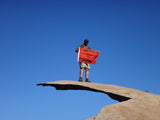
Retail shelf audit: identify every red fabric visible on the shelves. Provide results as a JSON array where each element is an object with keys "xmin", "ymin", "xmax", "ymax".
[{"xmin": 78, "ymin": 48, "xmax": 99, "ymax": 64}]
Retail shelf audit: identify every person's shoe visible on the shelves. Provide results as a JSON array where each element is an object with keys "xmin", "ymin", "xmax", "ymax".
[
  {"xmin": 79, "ymin": 77, "xmax": 83, "ymax": 82},
  {"xmin": 85, "ymin": 78, "xmax": 91, "ymax": 82}
]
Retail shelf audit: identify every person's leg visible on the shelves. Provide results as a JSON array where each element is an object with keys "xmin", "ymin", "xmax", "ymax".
[
  {"xmin": 85, "ymin": 68, "xmax": 91, "ymax": 82},
  {"xmin": 79, "ymin": 68, "xmax": 84, "ymax": 82},
  {"xmin": 85, "ymin": 68, "xmax": 89, "ymax": 79},
  {"xmin": 80, "ymin": 68, "xmax": 84, "ymax": 78}
]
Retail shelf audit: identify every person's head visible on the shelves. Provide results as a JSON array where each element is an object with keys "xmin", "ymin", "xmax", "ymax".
[{"xmin": 84, "ymin": 39, "xmax": 89, "ymax": 46}]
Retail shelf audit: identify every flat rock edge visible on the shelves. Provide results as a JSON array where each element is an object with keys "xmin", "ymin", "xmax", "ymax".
[{"xmin": 37, "ymin": 80, "xmax": 160, "ymax": 120}]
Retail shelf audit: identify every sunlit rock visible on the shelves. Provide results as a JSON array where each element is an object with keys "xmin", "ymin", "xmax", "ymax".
[{"xmin": 37, "ymin": 80, "xmax": 160, "ymax": 120}]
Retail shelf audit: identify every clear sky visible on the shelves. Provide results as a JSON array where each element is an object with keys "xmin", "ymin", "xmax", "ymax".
[{"xmin": 0, "ymin": 0, "xmax": 160, "ymax": 120}]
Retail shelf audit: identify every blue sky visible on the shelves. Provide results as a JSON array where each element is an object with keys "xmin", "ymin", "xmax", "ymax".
[{"xmin": 0, "ymin": 0, "xmax": 160, "ymax": 120}]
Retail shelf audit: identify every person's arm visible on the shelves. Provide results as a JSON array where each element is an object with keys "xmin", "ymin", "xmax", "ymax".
[{"xmin": 75, "ymin": 45, "xmax": 81, "ymax": 53}]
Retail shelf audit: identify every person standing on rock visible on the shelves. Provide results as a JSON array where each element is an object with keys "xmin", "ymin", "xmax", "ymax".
[{"xmin": 75, "ymin": 39, "xmax": 91, "ymax": 82}]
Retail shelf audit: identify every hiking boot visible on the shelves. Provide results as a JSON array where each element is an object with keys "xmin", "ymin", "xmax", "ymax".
[
  {"xmin": 85, "ymin": 78, "xmax": 91, "ymax": 83},
  {"xmin": 79, "ymin": 77, "xmax": 83, "ymax": 82}
]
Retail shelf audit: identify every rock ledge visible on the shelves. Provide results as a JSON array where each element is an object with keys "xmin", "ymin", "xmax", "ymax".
[{"xmin": 37, "ymin": 80, "xmax": 160, "ymax": 120}]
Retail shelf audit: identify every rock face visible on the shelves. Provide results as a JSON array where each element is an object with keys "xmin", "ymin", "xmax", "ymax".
[{"xmin": 37, "ymin": 80, "xmax": 160, "ymax": 120}]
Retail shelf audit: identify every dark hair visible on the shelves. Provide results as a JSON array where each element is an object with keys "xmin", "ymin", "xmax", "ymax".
[{"xmin": 84, "ymin": 39, "xmax": 89, "ymax": 43}]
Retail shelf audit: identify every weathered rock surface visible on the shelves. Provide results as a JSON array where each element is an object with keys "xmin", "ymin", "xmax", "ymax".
[{"xmin": 37, "ymin": 80, "xmax": 160, "ymax": 120}]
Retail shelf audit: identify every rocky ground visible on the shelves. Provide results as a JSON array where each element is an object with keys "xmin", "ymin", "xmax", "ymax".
[{"xmin": 37, "ymin": 80, "xmax": 160, "ymax": 120}]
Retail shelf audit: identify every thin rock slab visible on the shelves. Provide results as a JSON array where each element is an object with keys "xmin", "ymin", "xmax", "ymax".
[{"xmin": 37, "ymin": 80, "xmax": 160, "ymax": 120}]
